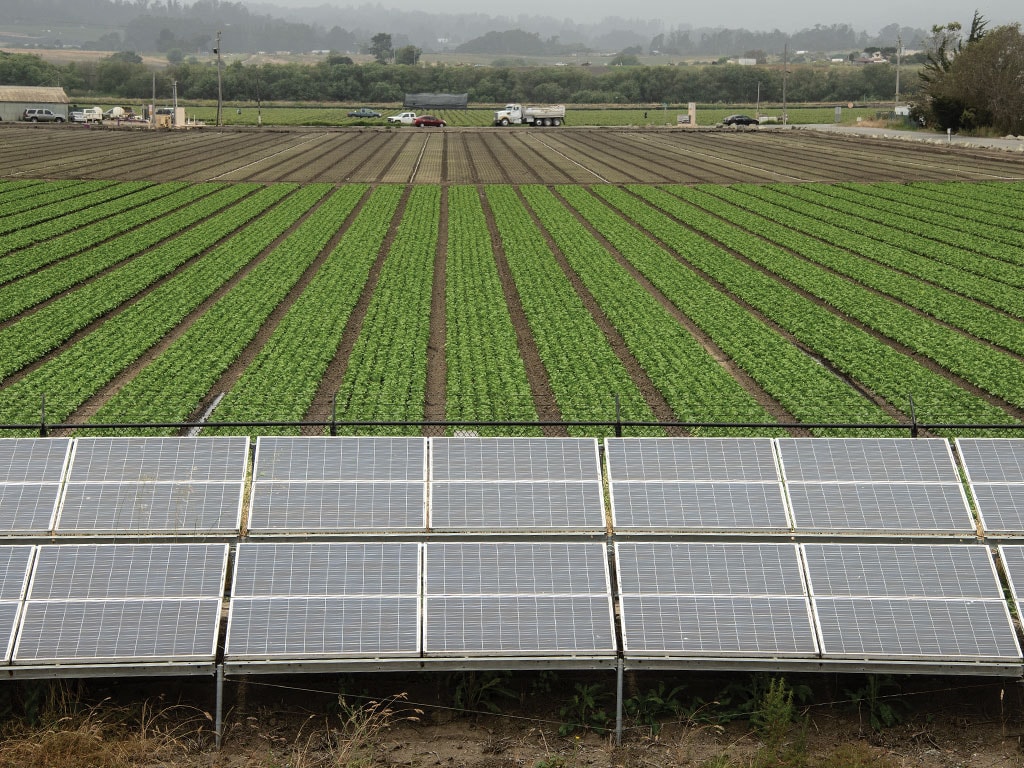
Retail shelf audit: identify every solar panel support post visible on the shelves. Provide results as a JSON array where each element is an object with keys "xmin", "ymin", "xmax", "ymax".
[
  {"xmin": 614, "ymin": 394, "xmax": 622, "ymax": 438},
  {"xmin": 39, "ymin": 394, "xmax": 46, "ymax": 437},
  {"xmin": 614, "ymin": 658, "xmax": 623, "ymax": 745},
  {"xmin": 215, "ymin": 664, "xmax": 224, "ymax": 749},
  {"xmin": 330, "ymin": 395, "xmax": 337, "ymax": 437},
  {"xmin": 909, "ymin": 395, "xmax": 918, "ymax": 438}
]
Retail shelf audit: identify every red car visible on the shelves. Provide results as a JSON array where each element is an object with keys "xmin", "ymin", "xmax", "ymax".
[{"xmin": 413, "ymin": 115, "xmax": 446, "ymax": 127}]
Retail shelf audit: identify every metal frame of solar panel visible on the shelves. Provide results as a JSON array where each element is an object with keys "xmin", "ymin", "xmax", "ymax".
[
  {"xmin": 777, "ymin": 438, "xmax": 974, "ymax": 537},
  {"xmin": 423, "ymin": 541, "xmax": 616, "ymax": 661},
  {"xmin": 224, "ymin": 541, "xmax": 422, "ymax": 670},
  {"xmin": 55, "ymin": 437, "xmax": 248, "ymax": 537},
  {"xmin": 956, "ymin": 439, "xmax": 1024, "ymax": 537},
  {"xmin": 248, "ymin": 437, "xmax": 427, "ymax": 535},
  {"xmin": 0, "ymin": 438, "xmax": 72, "ymax": 537},
  {"xmin": 803, "ymin": 543, "xmax": 1021, "ymax": 673},
  {"xmin": 428, "ymin": 438, "xmax": 605, "ymax": 533},
  {"xmin": 11, "ymin": 543, "xmax": 228, "ymax": 676},
  {"xmin": 605, "ymin": 438, "xmax": 789, "ymax": 534},
  {"xmin": 0, "ymin": 545, "xmax": 35, "ymax": 664},
  {"xmin": 616, "ymin": 542, "xmax": 818, "ymax": 669}
]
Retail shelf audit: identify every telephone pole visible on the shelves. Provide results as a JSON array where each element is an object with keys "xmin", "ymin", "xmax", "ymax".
[
  {"xmin": 782, "ymin": 43, "xmax": 788, "ymax": 125},
  {"xmin": 215, "ymin": 30, "xmax": 223, "ymax": 127},
  {"xmin": 894, "ymin": 34, "xmax": 903, "ymax": 113}
]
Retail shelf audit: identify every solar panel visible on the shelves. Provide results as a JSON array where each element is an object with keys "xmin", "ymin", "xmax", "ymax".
[
  {"xmin": 996, "ymin": 546, "xmax": 1024, "ymax": 613},
  {"xmin": 0, "ymin": 439, "xmax": 72, "ymax": 483},
  {"xmin": 0, "ymin": 484, "xmax": 62, "ymax": 534},
  {"xmin": 56, "ymin": 482, "xmax": 243, "ymax": 534},
  {"xmin": 429, "ymin": 481, "xmax": 605, "ymax": 530},
  {"xmin": 619, "ymin": 595, "xmax": 818, "ymax": 656},
  {"xmin": 28, "ymin": 544, "xmax": 229, "ymax": 600},
  {"xmin": 430, "ymin": 438, "xmax": 600, "ymax": 482},
  {"xmin": 615, "ymin": 542, "xmax": 816, "ymax": 657},
  {"xmin": 813, "ymin": 599, "xmax": 1020, "ymax": 661},
  {"xmin": 609, "ymin": 482, "xmax": 789, "ymax": 531},
  {"xmin": 776, "ymin": 438, "xmax": 959, "ymax": 483},
  {"xmin": 422, "ymin": 541, "xmax": 614, "ymax": 656},
  {"xmin": 67, "ymin": 437, "xmax": 248, "ymax": 482},
  {"xmin": 13, "ymin": 543, "xmax": 228, "ymax": 666},
  {"xmin": 957, "ymin": 438, "xmax": 1024, "ymax": 483},
  {"xmin": 253, "ymin": 437, "xmax": 426, "ymax": 482},
  {"xmin": 802, "ymin": 544, "xmax": 1001, "ymax": 599},
  {"xmin": 0, "ymin": 439, "xmax": 72, "ymax": 535},
  {"xmin": 14, "ymin": 599, "xmax": 222, "ymax": 664},
  {"xmin": 786, "ymin": 484, "xmax": 974, "ymax": 534},
  {"xmin": 0, "ymin": 545, "xmax": 35, "ymax": 663},
  {"xmin": 605, "ymin": 438, "xmax": 780, "ymax": 482},
  {"xmin": 972, "ymin": 486, "xmax": 1024, "ymax": 534},
  {"xmin": 616, "ymin": 542, "xmax": 806, "ymax": 596},
  {"xmin": 248, "ymin": 482, "xmax": 426, "ymax": 533},
  {"xmin": 225, "ymin": 542, "xmax": 422, "ymax": 660}
]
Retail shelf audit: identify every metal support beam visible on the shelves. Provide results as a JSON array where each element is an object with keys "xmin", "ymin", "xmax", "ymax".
[
  {"xmin": 215, "ymin": 665, "xmax": 224, "ymax": 749},
  {"xmin": 615, "ymin": 658, "xmax": 624, "ymax": 746}
]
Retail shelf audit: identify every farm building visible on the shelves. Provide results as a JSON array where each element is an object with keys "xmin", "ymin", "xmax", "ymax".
[
  {"xmin": 403, "ymin": 92, "xmax": 469, "ymax": 109},
  {"xmin": 0, "ymin": 85, "xmax": 69, "ymax": 121}
]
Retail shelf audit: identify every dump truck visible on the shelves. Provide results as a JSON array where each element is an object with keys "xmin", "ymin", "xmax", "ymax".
[{"xmin": 494, "ymin": 103, "xmax": 565, "ymax": 126}]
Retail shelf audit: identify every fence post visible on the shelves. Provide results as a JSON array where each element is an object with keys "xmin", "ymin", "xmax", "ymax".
[
  {"xmin": 908, "ymin": 394, "xmax": 918, "ymax": 438},
  {"xmin": 39, "ymin": 394, "xmax": 47, "ymax": 437},
  {"xmin": 330, "ymin": 394, "xmax": 337, "ymax": 437},
  {"xmin": 614, "ymin": 394, "xmax": 622, "ymax": 438}
]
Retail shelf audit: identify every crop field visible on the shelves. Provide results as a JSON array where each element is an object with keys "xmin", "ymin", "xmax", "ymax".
[
  {"xmin": 3, "ymin": 125, "xmax": 1024, "ymax": 185},
  {"xmin": 1, "ymin": 128, "xmax": 1023, "ymax": 436}
]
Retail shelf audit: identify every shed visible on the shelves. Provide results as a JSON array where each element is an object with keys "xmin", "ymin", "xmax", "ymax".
[
  {"xmin": 0, "ymin": 86, "xmax": 70, "ymax": 122},
  {"xmin": 403, "ymin": 93, "xmax": 469, "ymax": 110}
]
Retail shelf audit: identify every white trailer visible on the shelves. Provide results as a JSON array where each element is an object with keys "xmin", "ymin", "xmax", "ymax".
[{"xmin": 494, "ymin": 103, "xmax": 565, "ymax": 126}]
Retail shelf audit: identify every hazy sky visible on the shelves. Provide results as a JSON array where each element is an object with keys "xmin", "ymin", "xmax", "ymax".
[{"xmin": 270, "ymin": 0, "xmax": 1021, "ymax": 35}]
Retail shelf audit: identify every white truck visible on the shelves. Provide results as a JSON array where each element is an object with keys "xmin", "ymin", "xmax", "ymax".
[
  {"xmin": 387, "ymin": 111, "xmax": 416, "ymax": 124},
  {"xmin": 494, "ymin": 103, "xmax": 565, "ymax": 127}
]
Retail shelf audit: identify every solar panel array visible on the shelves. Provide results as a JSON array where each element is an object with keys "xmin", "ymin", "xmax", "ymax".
[
  {"xmin": 804, "ymin": 544, "xmax": 1020, "ymax": 662},
  {"xmin": 958, "ymin": 439, "xmax": 1024, "ymax": 535},
  {"xmin": 606, "ymin": 438, "xmax": 789, "ymax": 532},
  {"xmin": 0, "ymin": 546, "xmax": 34, "ymax": 662},
  {"xmin": 0, "ymin": 439, "xmax": 71, "ymax": 535},
  {"xmin": 423, "ymin": 542, "xmax": 615, "ymax": 655},
  {"xmin": 429, "ymin": 438, "xmax": 605, "ymax": 531},
  {"xmin": 616, "ymin": 542, "xmax": 817, "ymax": 657},
  {"xmin": 777, "ymin": 438, "xmax": 974, "ymax": 535},
  {"xmin": 14, "ymin": 543, "xmax": 228, "ymax": 665},
  {"xmin": 225, "ymin": 542, "xmax": 421, "ymax": 659},
  {"xmin": 57, "ymin": 437, "xmax": 248, "ymax": 535},
  {"xmin": 249, "ymin": 437, "xmax": 426, "ymax": 534}
]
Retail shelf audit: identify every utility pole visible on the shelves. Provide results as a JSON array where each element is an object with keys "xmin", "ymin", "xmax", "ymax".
[
  {"xmin": 782, "ymin": 43, "xmax": 788, "ymax": 125},
  {"xmin": 894, "ymin": 34, "xmax": 903, "ymax": 114},
  {"xmin": 215, "ymin": 30, "xmax": 223, "ymax": 127},
  {"xmin": 255, "ymin": 70, "xmax": 262, "ymax": 127}
]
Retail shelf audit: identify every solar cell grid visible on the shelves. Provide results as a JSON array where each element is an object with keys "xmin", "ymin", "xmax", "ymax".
[
  {"xmin": 609, "ymin": 482, "xmax": 789, "ymax": 530},
  {"xmin": 231, "ymin": 542, "xmax": 420, "ymax": 597},
  {"xmin": 619, "ymin": 595, "xmax": 818, "ymax": 656},
  {"xmin": 429, "ymin": 481, "xmax": 605, "ymax": 530},
  {"xmin": 0, "ymin": 545, "xmax": 34, "ymax": 601},
  {"xmin": 615, "ymin": 542, "xmax": 805, "ymax": 596},
  {"xmin": 786, "ymin": 483, "xmax": 973, "ymax": 534},
  {"xmin": 247, "ymin": 481, "xmax": 426, "ymax": 532},
  {"xmin": 0, "ymin": 484, "xmax": 61, "ymax": 534},
  {"xmin": 430, "ymin": 438, "xmax": 600, "ymax": 482},
  {"xmin": 802, "ymin": 544, "xmax": 1001, "ymax": 599},
  {"xmin": 957, "ymin": 438, "xmax": 1024, "ymax": 484},
  {"xmin": 67, "ymin": 437, "xmax": 248, "ymax": 483},
  {"xmin": 777, "ymin": 438, "xmax": 959, "ymax": 483},
  {"xmin": 0, "ymin": 601, "xmax": 22, "ymax": 662},
  {"xmin": 0, "ymin": 439, "xmax": 71, "ymax": 483},
  {"xmin": 28, "ymin": 544, "xmax": 229, "ymax": 600},
  {"xmin": 997, "ymin": 546, "xmax": 1024, "ymax": 610},
  {"xmin": 57, "ymin": 482, "xmax": 243, "ymax": 534},
  {"xmin": 813, "ymin": 598, "xmax": 1021, "ymax": 661},
  {"xmin": 425, "ymin": 542, "xmax": 608, "ymax": 596},
  {"xmin": 605, "ymin": 438, "xmax": 780, "ymax": 482},
  {"xmin": 253, "ymin": 437, "xmax": 426, "ymax": 482},
  {"xmin": 973, "ymin": 486, "xmax": 1024, "ymax": 534}
]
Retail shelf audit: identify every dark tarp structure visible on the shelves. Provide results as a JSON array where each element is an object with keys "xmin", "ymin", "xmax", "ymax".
[{"xmin": 403, "ymin": 93, "xmax": 469, "ymax": 109}]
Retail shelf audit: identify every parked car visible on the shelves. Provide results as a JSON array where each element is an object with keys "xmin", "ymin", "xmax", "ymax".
[
  {"xmin": 387, "ymin": 112, "xmax": 417, "ymax": 124},
  {"xmin": 723, "ymin": 114, "xmax": 759, "ymax": 126},
  {"xmin": 22, "ymin": 108, "xmax": 64, "ymax": 123},
  {"xmin": 413, "ymin": 114, "xmax": 446, "ymax": 127},
  {"xmin": 348, "ymin": 107, "xmax": 382, "ymax": 118}
]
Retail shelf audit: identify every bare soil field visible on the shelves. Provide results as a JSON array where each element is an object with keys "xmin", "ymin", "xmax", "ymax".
[{"xmin": 2, "ymin": 123, "xmax": 1023, "ymax": 184}]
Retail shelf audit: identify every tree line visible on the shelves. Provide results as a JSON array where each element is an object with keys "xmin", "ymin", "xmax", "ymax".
[{"xmin": 0, "ymin": 50, "xmax": 914, "ymax": 105}]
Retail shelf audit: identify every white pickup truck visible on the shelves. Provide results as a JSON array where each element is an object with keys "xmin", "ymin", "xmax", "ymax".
[{"xmin": 387, "ymin": 112, "xmax": 416, "ymax": 124}]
